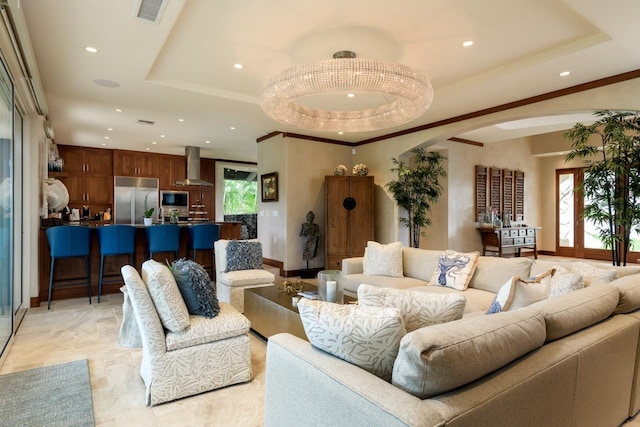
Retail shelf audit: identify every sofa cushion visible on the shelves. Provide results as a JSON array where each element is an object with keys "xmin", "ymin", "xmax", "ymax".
[
  {"xmin": 363, "ymin": 241, "xmax": 403, "ymax": 277},
  {"xmin": 217, "ymin": 269, "xmax": 275, "ymax": 287},
  {"xmin": 611, "ymin": 274, "xmax": 640, "ymax": 314},
  {"xmin": 429, "ymin": 250, "xmax": 480, "ymax": 291},
  {"xmin": 298, "ymin": 298, "xmax": 405, "ymax": 382},
  {"xmin": 226, "ymin": 240, "xmax": 263, "ymax": 271},
  {"xmin": 171, "ymin": 258, "xmax": 220, "ymax": 318},
  {"xmin": 341, "ymin": 274, "xmax": 427, "ymax": 294},
  {"xmin": 531, "ymin": 282, "xmax": 620, "ymax": 342},
  {"xmin": 392, "ymin": 308, "xmax": 546, "ymax": 399},
  {"xmin": 407, "ymin": 286, "xmax": 496, "ymax": 314},
  {"xmin": 402, "ymin": 248, "xmax": 443, "ymax": 282},
  {"xmin": 470, "ymin": 256, "xmax": 533, "ymax": 293},
  {"xmin": 357, "ymin": 284, "xmax": 466, "ymax": 332},
  {"xmin": 486, "ymin": 269, "xmax": 555, "ymax": 314},
  {"xmin": 141, "ymin": 260, "xmax": 190, "ymax": 332},
  {"xmin": 165, "ymin": 302, "xmax": 250, "ymax": 351}
]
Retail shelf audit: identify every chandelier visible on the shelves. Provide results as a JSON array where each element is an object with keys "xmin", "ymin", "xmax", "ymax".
[{"xmin": 260, "ymin": 51, "xmax": 433, "ymax": 133}]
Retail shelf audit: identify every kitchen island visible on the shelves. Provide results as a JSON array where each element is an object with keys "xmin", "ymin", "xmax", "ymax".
[{"xmin": 37, "ymin": 221, "xmax": 241, "ymax": 306}]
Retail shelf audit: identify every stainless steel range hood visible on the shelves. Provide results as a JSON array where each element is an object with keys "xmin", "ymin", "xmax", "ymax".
[{"xmin": 174, "ymin": 146, "xmax": 213, "ymax": 186}]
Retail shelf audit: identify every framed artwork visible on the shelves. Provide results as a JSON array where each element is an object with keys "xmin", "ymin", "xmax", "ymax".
[{"xmin": 261, "ymin": 172, "xmax": 278, "ymax": 202}]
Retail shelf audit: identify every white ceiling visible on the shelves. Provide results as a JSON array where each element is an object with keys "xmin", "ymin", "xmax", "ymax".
[{"xmin": 17, "ymin": 0, "xmax": 640, "ymax": 161}]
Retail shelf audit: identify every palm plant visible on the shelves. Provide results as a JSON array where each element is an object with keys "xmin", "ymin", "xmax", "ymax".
[
  {"xmin": 386, "ymin": 147, "xmax": 447, "ymax": 248},
  {"xmin": 564, "ymin": 110, "xmax": 640, "ymax": 266}
]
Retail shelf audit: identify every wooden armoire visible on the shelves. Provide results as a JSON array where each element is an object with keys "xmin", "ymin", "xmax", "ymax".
[{"xmin": 324, "ymin": 175, "xmax": 374, "ymax": 270}]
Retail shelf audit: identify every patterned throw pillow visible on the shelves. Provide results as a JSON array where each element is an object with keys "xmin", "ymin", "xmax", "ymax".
[
  {"xmin": 141, "ymin": 259, "xmax": 190, "ymax": 332},
  {"xmin": 486, "ymin": 269, "xmax": 555, "ymax": 314},
  {"xmin": 171, "ymin": 258, "xmax": 220, "ymax": 318},
  {"xmin": 225, "ymin": 240, "xmax": 263, "ymax": 272},
  {"xmin": 428, "ymin": 250, "xmax": 480, "ymax": 290},
  {"xmin": 363, "ymin": 241, "xmax": 403, "ymax": 277},
  {"xmin": 570, "ymin": 262, "xmax": 617, "ymax": 287},
  {"xmin": 297, "ymin": 299, "xmax": 406, "ymax": 381},
  {"xmin": 549, "ymin": 265, "xmax": 584, "ymax": 297},
  {"xmin": 357, "ymin": 284, "xmax": 466, "ymax": 332}
]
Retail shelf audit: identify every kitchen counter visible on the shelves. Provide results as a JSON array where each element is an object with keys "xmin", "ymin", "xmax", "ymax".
[{"xmin": 37, "ymin": 221, "xmax": 242, "ymax": 306}]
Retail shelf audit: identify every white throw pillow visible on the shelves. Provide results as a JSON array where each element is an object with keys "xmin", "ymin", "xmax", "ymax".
[
  {"xmin": 363, "ymin": 241, "xmax": 403, "ymax": 277},
  {"xmin": 141, "ymin": 259, "xmax": 190, "ymax": 332},
  {"xmin": 571, "ymin": 262, "xmax": 617, "ymax": 287},
  {"xmin": 549, "ymin": 265, "xmax": 584, "ymax": 297},
  {"xmin": 297, "ymin": 298, "xmax": 405, "ymax": 381},
  {"xmin": 429, "ymin": 250, "xmax": 479, "ymax": 290},
  {"xmin": 486, "ymin": 269, "xmax": 555, "ymax": 314},
  {"xmin": 357, "ymin": 284, "xmax": 466, "ymax": 332}
]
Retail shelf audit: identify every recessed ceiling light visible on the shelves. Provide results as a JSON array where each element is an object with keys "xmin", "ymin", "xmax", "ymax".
[
  {"xmin": 338, "ymin": 131, "xmax": 344, "ymax": 135},
  {"xmin": 85, "ymin": 46, "xmax": 98, "ymax": 53},
  {"xmin": 347, "ymin": 93, "xmax": 355, "ymax": 98},
  {"xmin": 151, "ymin": 141, "xmax": 157, "ymax": 145},
  {"xmin": 101, "ymin": 143, "xmax": 106, "ymax": 146},
  {"xmin": 230, "ymin": 126, "xmax": 236, "ymax": 130},
  {"xmin": 234, "ymin": 63, "xmax": 243, "ymax": 69},
  {"xmin": 559, "ymin": 71, "xmax": 571, "ymax": 77},
  {"xmin": 104, "ymin": 136, "xmax": 109, "ymax": 140},
  {"xmin": 463, "ymin": 40, "xmax": 474, "ymax": 47},
  {"xmin": 160, "ymin": 134, "xmax": 165, "ymax": 138},
  {"xmin": 178, "ymin": 118, "xmax": 184, "ymax": 122},
  {"xmin": 145, "ymin": 147, "xmax": 150, "ymax": 151},
  {"xmin": 205, "ymin": 140, "xmax": 211, "ymax": 144},
  {"xmin": 115, "ymin": 108, "xmax": 122, "ymax": 112},
  {"xmin": 107, "ymin": 128, "xmax": 113, "ymax": 131}
]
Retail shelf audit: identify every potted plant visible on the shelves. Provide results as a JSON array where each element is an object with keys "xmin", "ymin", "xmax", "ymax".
[
  {"xmin": 143, "ymin": 192, "xmax": 155, "ymax": 226},
  {"xmin": 386, "ymin": 147, "xmax": 447, "ymax": 248},
  {"xmin": 564, "ymin": 110, "xmax": 640, "ymax": 266}
]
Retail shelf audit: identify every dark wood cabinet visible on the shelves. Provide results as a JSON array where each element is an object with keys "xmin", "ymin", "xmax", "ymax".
[
  {"xmin": 324, "ymin": 176, "xmax": 374, "ymax": 270},
  {"xmin": 113, "ymin": 150, "xmax": 158, "ymax": 177},
  {"xmin": 189, "ymin": 188, "xmax": 214, "ymax": 222},
  {"xmin": 57, "ymin": 145, "xmax": 113, "ymax": 207},
  {"xmin": 158, "ymin": 155, "xmax": 187, "ymax": 189}
]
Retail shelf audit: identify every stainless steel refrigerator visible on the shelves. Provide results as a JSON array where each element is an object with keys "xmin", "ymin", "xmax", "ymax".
[{"xmin": 114, "ymin": 176, "xmax": 159, "ymax": 225}]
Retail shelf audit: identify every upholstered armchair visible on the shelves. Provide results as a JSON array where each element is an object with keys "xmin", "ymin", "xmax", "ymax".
[
  {"xmin": 214, "ymin": 239, "xmax": 275, "ymax": 312},
  {"xmin": 121, "ymin": 262, "xmax": 253, "ymax": 406}
]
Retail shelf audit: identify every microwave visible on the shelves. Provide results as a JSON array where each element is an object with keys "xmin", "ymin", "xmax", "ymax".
[{"xmin": 160, "ymin": 191, "xmax": 189, "ymax": 214}]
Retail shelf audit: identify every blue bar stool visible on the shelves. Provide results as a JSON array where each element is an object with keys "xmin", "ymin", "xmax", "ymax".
[
  {"xmin": 145, "ymin": 224, "xmax": 180, "ymax": 262},
  {"xmin": 46, "ymin": 225, "xmax": 92, "ymax": 310},
  {"xmin": 188, "ymin": 223, "xmax": 220, "ymax": 278},
  {"xmin": 96, "ymin": 225, "xmax": 136, "ymax": 303}
]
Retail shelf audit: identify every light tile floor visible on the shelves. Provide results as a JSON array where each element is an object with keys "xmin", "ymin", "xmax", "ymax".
[{"xmin": 1, "ymin": 294, "xmax": 266, "ymax": 427}]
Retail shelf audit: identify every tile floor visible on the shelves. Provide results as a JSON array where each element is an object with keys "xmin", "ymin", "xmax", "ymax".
[{"xmin": 0, "ymin": 294, "xmax": 266, "ymax": 427}]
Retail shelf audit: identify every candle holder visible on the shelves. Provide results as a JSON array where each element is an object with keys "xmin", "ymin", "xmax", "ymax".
[{"xmin": 317, "ymin": 270, "xmax": 343, "ymax": 303}]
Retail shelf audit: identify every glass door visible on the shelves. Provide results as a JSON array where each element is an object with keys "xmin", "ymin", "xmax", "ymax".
[{"xmin": 556, "ymin": 169, "xmax": 583, "ymax": 257}]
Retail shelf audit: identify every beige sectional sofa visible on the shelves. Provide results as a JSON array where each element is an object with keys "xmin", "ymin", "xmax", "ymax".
[{"xmin": 264, "ymin": 247, "xmax": 640, "ymax": 427}]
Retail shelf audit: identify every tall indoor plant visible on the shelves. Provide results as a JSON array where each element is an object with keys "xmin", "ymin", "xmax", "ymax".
[
  {"xmin": 564, "ymin": 110, "xmax": 640, "ymax": 266},
  {"xmin": 386, "ymin": 147, "xmax": 447, "ymax": 248}
]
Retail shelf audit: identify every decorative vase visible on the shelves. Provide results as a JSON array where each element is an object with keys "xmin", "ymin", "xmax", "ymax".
[
  {"xmin": 353, "ymin": 164, "xmax": 368, "ymax": 176},
  {"xmin": 317, "ymin": 270, "xmax": 343, "ymax": 303},
  {"xmin": 143, "ymin": 217, "xmax": 153, "ymax": 226},
  {"xmin": 333, "ymin": 165, "xmax": 347, "ymax": 176}
]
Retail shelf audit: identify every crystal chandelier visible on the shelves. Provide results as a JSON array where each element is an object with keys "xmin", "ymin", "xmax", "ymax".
[{"xmin": 260, "ymin": 51, "xmax": 433, "ymax": 133}]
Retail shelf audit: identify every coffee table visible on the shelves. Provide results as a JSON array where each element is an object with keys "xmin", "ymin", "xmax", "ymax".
[{"xmin": 244, "ymin": 283, "xmax": 356, "ymax": 340}]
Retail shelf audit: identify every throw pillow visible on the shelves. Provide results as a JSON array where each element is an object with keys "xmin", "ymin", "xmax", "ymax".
[
  {"xmin": 549, "ymin": 265, "xmax": 584, "ymax": 297},
  {"xmin": 357, "ymin": 284, "xmax": 466, "ymax": 332},
  {"xmin": 171, "ymin": 258, "xmax": 220, "ymax": 318},
  {"xmin": 362, "ymin": 241, "xmax": 403, "ymax": 277},
  {"xmin": 486, "ymin": 269, "xmax": 555, "ymax": 314},
  {"xmin": 141, "ymin": 259, "xmax": 190, "ymax": 332},
  {"xmin": 297, "ymin": 298, "xmax": 406, "ymax": 382},
  {"xmin": 570, "ymin": 262, "xmax": 617, "ymax": 287},
  {"xmin": 225, "ymin": 240, "xmax": 263, "ymax": 272},
  {"xmin": 428, "ymin": 250, "xmax": 480, "ymax": 290}
]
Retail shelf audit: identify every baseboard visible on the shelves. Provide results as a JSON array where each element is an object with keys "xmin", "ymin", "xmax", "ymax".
[
  {"xmin": 538, "ymin": 250, "xmax": 556, "ymax": 256},
  {"xmin": 30, "ymin": 297, "xmax": 40, "ymax": 308},
  {"xmin": 262, "ymin": 257, "xmax": 324, "ymax": 278}
]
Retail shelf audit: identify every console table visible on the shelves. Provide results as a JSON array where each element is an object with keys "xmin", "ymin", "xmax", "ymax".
[{"xmin": 477, "ymin": 226, "xmax": 540, "ymax": 258}]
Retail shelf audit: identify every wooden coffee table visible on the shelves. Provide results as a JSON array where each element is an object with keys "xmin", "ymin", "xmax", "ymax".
[{"xmin": 244, "ymin": 283, "xmax": 356, "ymax": 340}]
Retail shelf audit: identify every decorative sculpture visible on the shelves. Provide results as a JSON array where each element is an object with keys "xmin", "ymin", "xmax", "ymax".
[{"xmin": 299, "ymin": 211, "xmax": 319, "ymax": 277}]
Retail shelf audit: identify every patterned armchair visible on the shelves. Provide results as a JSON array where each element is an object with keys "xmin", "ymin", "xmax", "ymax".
[
  {"xmin": 215, "ymin": 239, "xmax": 275, "ymax": 312},
  {"xmin": 121, "ymin": 263, "xmax": 252, "ymax": 405}
]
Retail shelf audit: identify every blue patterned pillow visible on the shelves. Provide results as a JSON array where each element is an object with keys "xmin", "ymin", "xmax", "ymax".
[
  {"xmin": 171, "ymin": 258, "xmax": 220, "ymax": 318},
  {"xmin": 225, "ymin": 240, "xmax": 263, "ymax": 272}
]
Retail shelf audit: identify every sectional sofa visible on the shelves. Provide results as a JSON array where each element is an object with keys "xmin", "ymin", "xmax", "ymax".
[{"xmin": 264, "ymin": 247, "xmax": 640, "ymax": 427}]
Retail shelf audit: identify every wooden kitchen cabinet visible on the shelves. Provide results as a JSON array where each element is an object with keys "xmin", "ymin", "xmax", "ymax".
[
  {"xmin": 324, "ymin": 176, "xmax": 374, "ymax": 270},
  {"xmin": 56, "ymin": 145, "xmax": 113, "ymax": 206},
  {"xmin": 158, "ymin": 155, "xmax": 187, "ymax": 189},
  {"xmin": 58, "ymin": 145, "xmax": 113, "ymax": 175},
  {"xmin": 188, "ymin": 188, "xmax": 214, "ymax": 222},
  {"xmin": 113, "ymin": 149, "xmax": 158, "ymax": 177}
]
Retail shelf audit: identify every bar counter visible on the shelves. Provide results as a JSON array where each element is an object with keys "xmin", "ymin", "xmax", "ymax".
[{"xmin": 37, "ymin": 221, "xmax": 241, "ymax": 306}]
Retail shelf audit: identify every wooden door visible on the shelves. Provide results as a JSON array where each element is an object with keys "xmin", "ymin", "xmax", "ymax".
[
  {"xmin": 348, "ymin": 176, "xmax": 374, "ymax": 257},
  {"xmin": 325, "ymin": 176, "xmax": 350, "ymax": 264}
]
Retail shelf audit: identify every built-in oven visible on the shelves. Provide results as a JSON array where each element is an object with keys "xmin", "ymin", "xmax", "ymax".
[{"xmin": 160, "ymin": 190, "xmax": 189, "ymax": 220}]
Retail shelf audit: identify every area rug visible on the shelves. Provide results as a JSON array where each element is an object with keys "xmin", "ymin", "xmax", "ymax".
[{"xmin": 0, "ymin": 359, "xmax": 94, "ymax": 427}]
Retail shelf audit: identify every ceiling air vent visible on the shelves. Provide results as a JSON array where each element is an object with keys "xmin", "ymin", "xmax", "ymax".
[
  {"xmin": 135, "ymin": 0, "xmax": 165, "ymax": 23},
  {"xmin": 137, "ymin": 119, "xmax": 155, "ymax": 125}
]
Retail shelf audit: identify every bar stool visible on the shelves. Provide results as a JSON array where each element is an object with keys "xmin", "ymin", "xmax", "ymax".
[
  {"xmin": 188, "ymin": 223, "xmax": 220, "ymax": 278},
  {"xmin": 46, "ymin": 225, "xmax": 92, "ymax": 310},
  {"xmin": 145, "ymin": 224, "xmax": 180, "ymax": 262},
  {"xmin": 96, "ymin": 225, "xmax": 136, "ymax": 303}
]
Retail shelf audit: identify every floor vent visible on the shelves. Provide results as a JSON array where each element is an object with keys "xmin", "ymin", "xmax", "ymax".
[{"xmin": 136, "ymin": 0, "xmax": 164, "ymax": 23}]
